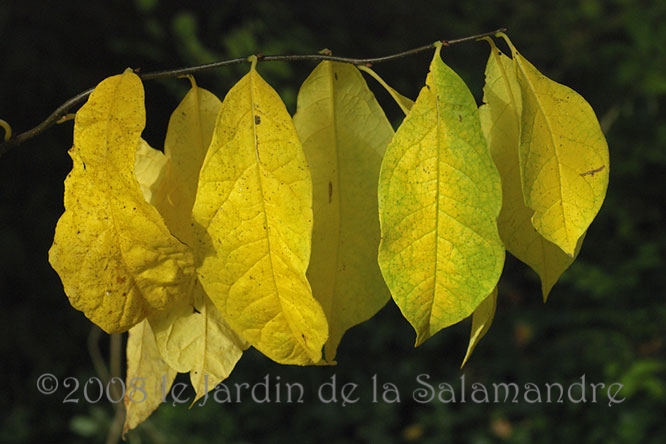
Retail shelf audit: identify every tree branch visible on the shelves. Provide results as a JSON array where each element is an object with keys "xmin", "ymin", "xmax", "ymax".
[{"xmin": 0, "ymin": 28, "xmax": 505, "ymax": 157}]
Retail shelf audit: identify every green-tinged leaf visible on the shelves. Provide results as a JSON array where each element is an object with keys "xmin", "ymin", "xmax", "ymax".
[
  {"xmin": 294, "ymin": 61, "xmax": 393, "ymax": 363},
  {"xmin": 378, "ymin": 44, "xmax": 505, "ymax": 345},
  {"xmin": 479, "ymin": 40, "xmax": 580, "ymax": 300},
  {"xmin": 49, "ymin": 70, "xmax": 195, "ymax": 333},
  {"xmin": 148, "ymin": 280, "xmax": 247, "ymax": 403},
  {"xmin": 461, "ymin": 287, "xmax": 497, "ymax": 367},
  {"xmin": 192, "ymin": 62, "xmax": 328, "ymax": 365},
  {"xmin": 151, "ymin": 79, "xmax": 222, "ymax": 245},
  {"xmin": 123, "ymin": 319, "xmax": 177, "ymax": 437},
  {"xmin": 503, "ymin": 35, "xmax": 610, "ymax": 256}
]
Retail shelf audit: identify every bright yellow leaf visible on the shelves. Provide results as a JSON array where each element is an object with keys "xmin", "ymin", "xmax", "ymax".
[
  {"xmin": 293, "ymin": 61, "xmax": 393, "ymax": 363},
  {"xmin": 133, "ymin": 85, "xmax": 244, "ymax": 403},
  {"xmin": 378, "ymin": 43, "xmax": 505, "ymax": 345},
  {"xmin": 49, "ymin": 70, "xmax": 195, "ymax": 333},
  {"xmin": 479, "ymin": 39, "xmax": 581, "ymax": 300},
  {"xmin": 502, "ymin": 35, "xmax": 609, "ymax": 257},
  {"xmin": 151, "ymin": 78, "xmax": 222, "ymax": 245},
  {"xmin": 123, "ymin": 319, "xmax": 177, "ymax": 437},
  {"xmin": 461, "ymin": 287, "xmax": 497, "ymax": 367},
  {"xmin": 148, "ymin": 279, "xmax": 247, "ymax": 403},
  {"xmin": 192, "ymin": 61, "xmax": 328, "ymax": 365}
]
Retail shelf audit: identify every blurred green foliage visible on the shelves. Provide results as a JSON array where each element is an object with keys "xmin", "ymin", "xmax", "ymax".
[{"xmin": 1, "ymin": 0, "xmax": 664, "ymax": 442}]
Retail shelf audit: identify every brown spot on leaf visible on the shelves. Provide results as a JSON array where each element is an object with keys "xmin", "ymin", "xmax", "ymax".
[{"xmin": 580, "ymin": 165, "xmax": 605, "ymax": 177}]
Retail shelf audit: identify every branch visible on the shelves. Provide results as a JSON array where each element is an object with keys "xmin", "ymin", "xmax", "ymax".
[{"xmin": 0, "ymin": 28, "xmax": 505, "ymax": 157}]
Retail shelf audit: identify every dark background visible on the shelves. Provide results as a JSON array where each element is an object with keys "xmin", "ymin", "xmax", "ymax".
[{"xmin": 1, "ymin": 0, "xmax": 665, "ymax": 443}]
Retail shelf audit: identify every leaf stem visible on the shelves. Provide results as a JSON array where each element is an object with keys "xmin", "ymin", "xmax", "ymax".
[{"xmin": 0, "ymin": 27, "xmax": 505, "ymax": 156}]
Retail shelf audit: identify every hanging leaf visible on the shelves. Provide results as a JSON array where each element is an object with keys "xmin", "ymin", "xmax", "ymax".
[
  {"xmin": 357, "ymin": 65, "xmax": 415, "ymax": 115},
  {"xmin": 502, "ymin": 34, "xmax": 609, "ymax": 257},
  {"xmin": 134, "ymin": 78, "xmax": 245, "ymax": 401},
  {"xmin": 294, "ymin": 61, "xmax": 393, "ymax": 363},
  {"xmin": 479, "ymin": 39, "xmax": 581, "ymax": 300},
  {"xmin": 149, "ymin": 280, "xmax": 247, "ymax": 403},
  {"xmin": 192, "ymin": 60, "xmax": 328, "ymax": 365},
  {"xmin": 461, "ymin": 287, "xmax": 497, "ymax": 367},
  {"xmin": 49, "ymin": 70, "xmax": 195, "ymax": 333},
  {"xmin": 378, "ymin": 43, "xmax": 505, "ymax": 345},
  {"xmin": 123, "ymin": 319, "xmax": 177, "ymax": 437},
  {"xmin": 151, "ymin": 78, "xmax": 222, "ymax": 245}
]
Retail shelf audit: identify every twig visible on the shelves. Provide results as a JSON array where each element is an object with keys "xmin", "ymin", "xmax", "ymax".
[{"xmin": 0, "ymin": 28, "xmax": 505, "ymax": 157}]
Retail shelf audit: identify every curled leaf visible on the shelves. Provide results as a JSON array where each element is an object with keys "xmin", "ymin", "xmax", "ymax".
[{"xmin": 49, "ymin": 70, "xmax": 195, "ymax": 333}]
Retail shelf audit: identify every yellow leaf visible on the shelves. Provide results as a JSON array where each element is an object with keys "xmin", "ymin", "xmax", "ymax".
[
  {"xmin": 479, "ymin": 40, "xmax": 580, "ymax": 300},
  {"xmin": 293, "ymin": 61, "xmax": 393, "ymax": 363},
  {"xmin": 49, "ymin": 70, "xmax": 195, "ymax": 333},
  {"xmin": 461, "ymin": 287, "xmax": 497, "ymax": 367},
  {"xmin": 503, "ymin": 35, "xmax": 610, "ymax": 256},
  {"xmin": 148, "ymin": 279, "xmax": 247, "ymax": 403},
  {"xmin": 151, "ymin": 78, "xmax": 222, "ymax": 245},
  {"xmin": 378, "ymin": 44, "xmax": 505, "ymax": 345},
  {"xmin": 122, "ymin": 319, "xmax": 177, "ymax": 437},
  {"xmin": 192, "ymin": 62, "xmax": 328, "ymax": 365}
]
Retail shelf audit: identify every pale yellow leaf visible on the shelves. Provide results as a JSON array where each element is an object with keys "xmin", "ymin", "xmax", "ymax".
[
  {"xmin": 148, "ymin": 279, "xmax": 247, "ymax": 403},
  {"xmin": 192, "ymin": 63, "xmax": 328, "ymax": 365},
  {"xmin": 122, "ymin": 319, "xmax": 177, "ymax": 437},
  {"xmin": 134, "ymin": 138, "xmax": 167, "ymax": 203},
  {"xmin": 49, "ymin": 70, "xmax": 195, "ymax": 333},
  {"xmin": 294, "ymin": 61, "xmax": 393, "ymax": 363},
  {"xmin": 151, "ymin": 79, "xmax": 222, "ymax": 245},
  {"xmin": 461, "ymin": 287, "xmax": 497, "ymax": 367}
]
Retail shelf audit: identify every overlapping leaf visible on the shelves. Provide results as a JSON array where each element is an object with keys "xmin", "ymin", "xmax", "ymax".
[
  {"xmin": 461, "ymin": 287, "xmax": 497, "ymax": 367},
  {"xmin": 133, "ymin": 79, "xmax": 247, "ymax": 402},
  {"xmin": 293, "ymin": 61, "xmax": 393, "ymax": 363},
  {"xmin": 479, "ymin": 40, "xmax": 581, "ymax": 300},
  {"xmin": 191, "ymin": 61, "xmax": 328, "ymax": 365},
  {"xmin": 151, "ymin": 78, "xmax": 222, "ymax": 245},
  {"xmin": 378, "ymin": 44, "xmax": 505, "ymax": 345},
  {"xmin": 48, "ymin": 70, "xmax": 195, "ymax": 333},
  {"xmin": 123, "ymin": 319, "xmax": 177, "ymax": 436},
  {"xmin": 148, "ymin": 282, "xmax": 247, "ymax": 403},
  {"xmin": 502, "ymin": 35, "xmax": 609, "ymax": 257},
  {"xmin": 134, "ymin": 138, "xmax": 167, "ymax": 203}
]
